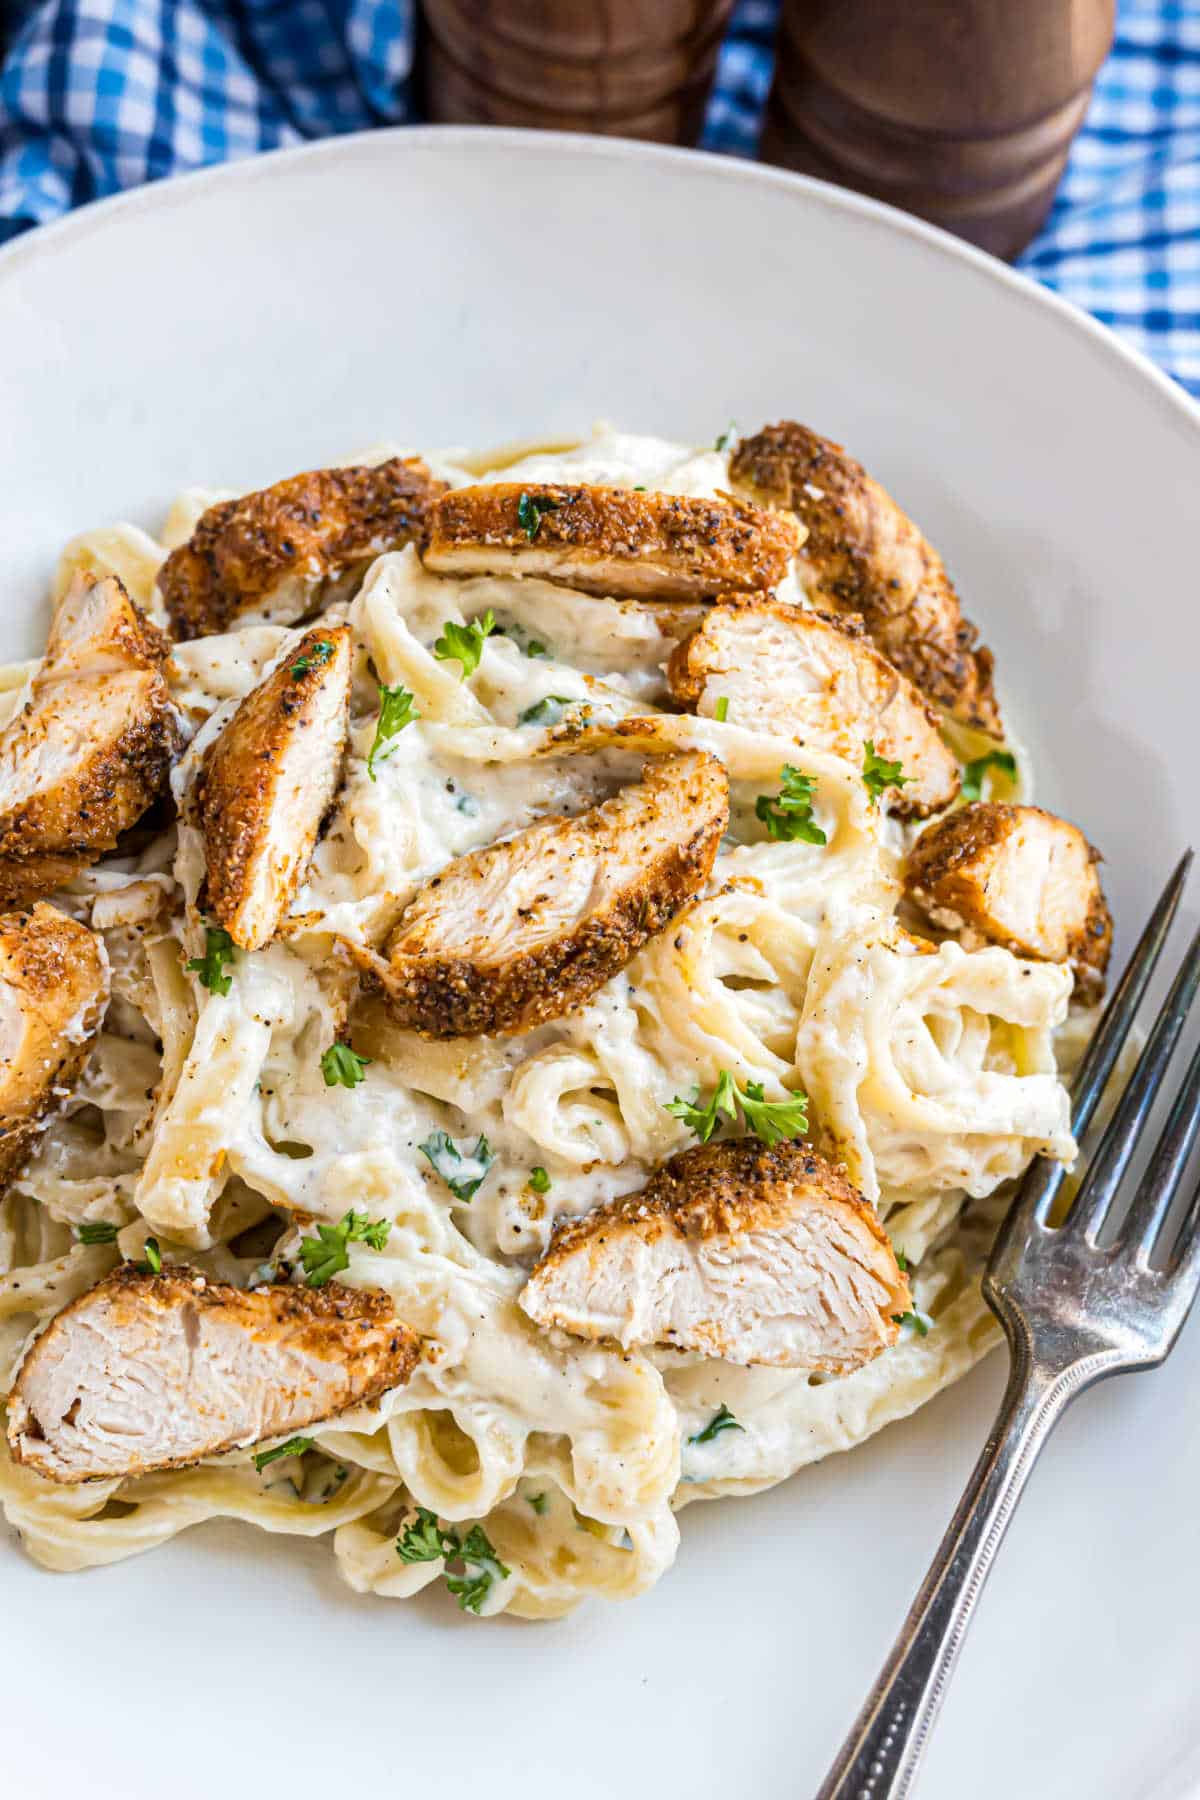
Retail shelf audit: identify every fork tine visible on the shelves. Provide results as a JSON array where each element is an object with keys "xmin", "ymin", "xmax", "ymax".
[
  {"xmin": 1121, "ymin": 1033, "xmax": 1200, "ymax": 1260},
  {"xmin": 1168, "ymin": 1174, "xmax": 1200, "ymax": 1288},
  {"xmin": 1026, "ymin": 850, "xmax": 1193, "ymax": 1229},
  {"xmin": 1066, "ymin": 912, "xmax": 1200, "ymax": 1241}
]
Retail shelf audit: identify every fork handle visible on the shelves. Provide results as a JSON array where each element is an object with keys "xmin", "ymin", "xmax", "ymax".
[{"xmin": 816, "ymin": 1346, "xmax": 1080, "ymax": 1800}]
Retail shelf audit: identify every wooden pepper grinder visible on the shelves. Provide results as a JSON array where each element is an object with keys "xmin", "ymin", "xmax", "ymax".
[
  {"xmin": 760, "ymin": 0, "xmax": 1115, "ymax": 260},
  {"xmin": 417, "ymin": 0, "xmax": 736, "ymax": 144}
]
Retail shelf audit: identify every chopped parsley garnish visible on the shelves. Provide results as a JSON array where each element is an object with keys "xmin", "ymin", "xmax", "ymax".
[
  {"xmin": 299, "ymin": 1209, "xmax": 391, "ymax": 1288},
  {"xmin": 138, "ymin": 1237, "xmax": 162, "ymax": 1275},
  {"xmin": 418, "ymin": 1130, "xmax": 495, "ymax": 1202},
  {"xmin": 397, "ymin": 1506, "xmax": 459, "ymax": 1563},
  {"xmin": 254, "ymin": 1435, "xmax": 314, "ymax": 1472},
  {"xmin": 528, "ymin": 1166, "xmax": 551, "ymax": 1194},
  {"xmin": 755, "ymin": 765, "xmax": 827, "ymax": 845},
  {"xmin": 689, "ymin": 1404, "xmax": 744, "ymax": 1445},
  {"xmin": 290, "ymin": 639, "xmax": 335, "ymax": 680},
  {"xmin": 434, "ymin": 611, "xmax": 496, "ymax": 678},
  {"xmin": 518, "ymin": 695, "xmax": 575, "ymax": 727},
  {"xmin": 525, "ymin": 639, "xmax": 548, "ymax": 659},
  {"xmin": 367, "ymin": 681, "xmax": 418, "ymax": 780},
  {"xmin": 446, "ymin": 1524, "xmax": 511, "ymax": 1615},
  {"xmin": 665, "ymin": 1070, "xmax": 809, "ymax": 1146},
  {"xmin": 714, "ymin": 423, "xmax": 737, "ymax": 452},
  {"xmin": 894, "ymin": 1247, "xmax": 911, "ymax": 1274},
  {"xmin": 516, "ymin": 491, "xmax": 559, "ymax": 541},
  {"xmin": 396, "ymin": 1511, "xmax": 511, "ymax": 1614},
  {"xmin": 76, "ymin": 1220, "xmax": 118, "ymax": 1245},
  {"xmin": 320, "ymin": 1043, "xmax": 372, "ymax": 1089},
  {"xmin": 737, "ymin": 1079, "xmax": 810, "ymax": 1146},
  {"xmin": 960, "ymin": 748, "xmax": 1017, "ymax": 802},
  {"xmin": 187, "ymin": 924, "xmax": 236, "ymax": 995},
  {"xmin": 714, "ymin": 696, "xmax": 729, "ymax": 723},
  {"xmin": 527, "ymin": 1490, "xmax": 549, "ymax": 1515},
  {"xmin": 894, "ymin": 1308, "xmax": 933, "ymax": 1338},
  {"xmin": 862, "ymin": 740, "xmax": 908, "ymax": 807}
]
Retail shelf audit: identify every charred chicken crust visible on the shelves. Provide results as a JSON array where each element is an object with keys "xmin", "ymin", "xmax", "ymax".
[{"xmin": 730, "ymin": 422, "xmax": 1000, "ymax": 733}]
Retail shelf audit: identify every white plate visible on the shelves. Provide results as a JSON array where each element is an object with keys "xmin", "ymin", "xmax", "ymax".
[{"xmin": 3, "ymin": 128, "xmax": 1199, "ymax": 1800}]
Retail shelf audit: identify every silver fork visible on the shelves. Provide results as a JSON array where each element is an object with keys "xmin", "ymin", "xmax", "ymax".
[{"xmin": 817, "ymin": 850, "xmax": 1200, "ymax": 1800}]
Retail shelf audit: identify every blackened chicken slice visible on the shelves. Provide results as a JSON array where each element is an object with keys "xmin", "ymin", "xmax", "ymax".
[
  {"xmin": 356, "ymin": 751, "xmax": 728, "ymax": 1038},
  {"xmin": 730, "ymin": 422, "xmax": 1000, "ymax": 733},
  {"xmin": 520, "ymin": 1138, "xmax": 910, "ymax": 1372},
  {"xmin": 422, "ymin": 482, "xmax": 800, "ymax": 600},
  {"xmin": 7, "ymin": 1266, "xmax": 420, "ymax": 1483},
  {"xmin": 159, "ymin": 457, "xmax": 448, "ymax": 639}
]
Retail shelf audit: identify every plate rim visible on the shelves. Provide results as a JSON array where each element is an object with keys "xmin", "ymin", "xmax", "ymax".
[{"xmin": 3, "ymin": 121, "xmax": 1198, "ymax": 442}]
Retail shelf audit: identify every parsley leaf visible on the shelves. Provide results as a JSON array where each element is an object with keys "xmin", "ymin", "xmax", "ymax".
[
  {"xmin": 299, "ymin": 1209, "xmax": 392, "ymax": 1288},
  {"xmin": 518, "ymin": 695, "xmax": 576, "ymax": 727},
  {"xmin": 664, "ymin": 1069, "xmax": 738, "ymax": 1143},
  {"xmin": 528, "ymin": 1166, "xmax": 551, "ymax": 1194},
  {"xmin": 737, "ymin": 1079, "xmax": 810, "ymax": 1146},
  {"xmin": 367, "ymin": 682, "xmax": 418, "ymax": 780},
  {"xmin": 254, "ymin": 1435, "xmax": 315, "ymax": 1472},
  {"xmin": 714, "ymin": 423, "xmax": 738, "ymax": 452},
  {"xmin": 960, "ymin": 748, "xmax": 1017, "ymax": 802},
  {"xmin": 76, "ymin": 1220, "xmax": 118, "ymax": 1245},
  {"xmin": 665, "ymin": 1070, "xmax": 810, "ymax": 1146},
  {"xmin": 138, "ymin": 1237, "xmax": 162, "ymax": 1275},
  {"xmin": 418, "ymin": 1131, "xmax": 495, "ymax": 1202},
  {"xmin": 894, "ymin": 1247, "xmax": 912, "ymax": 1274},
  {"xmin": 689, "ymin": 1404, "xmax": 744, "ymax": 1445},
  {"xmin": 445, "ymin": 1523, "xmax": 510, "ymax": 1615},
  {"xmin": 320, "ymin": 1043, "xmax": 372, "ymax": 1089},
  {"xmin": 755, "ymin": 765, "xmax": 828, "ymax": 845},
  {"xmin": 290, "ymin": 639, "xmax": 335, "ymax": 681},
  {"xmin": 527, "ymin": 1490, "xmax": 549, "ymax": 1515},
  {"xmin": 397, "ymin": 1513, "xmax": 510, "ymax": 1613},
  {"xmin": 516, "ymin": 491, "xmax": 559, "ymax": 541},
  {"xmin": 524, "ymin": 639, "xmax": 549, "ymax": 659},
  {"xmin": 862, "ymin": 740, "xmax": 908, "ymax": 807},
  {"xmin": 187, "ymin": 925, "xmax": 236, "ymax": 996},
  {"xmin": 397, "ymin": 1506, "xmax": 459, "ymax": 1563},
  {"xmin": 893, "ymin": 1308, "xmax": 933, "ymax": 1338},
  {"xmin": 714, "ymin": 696, "xmax": 729, "ymax": 723},
  {"xmin": 434, "ymin": 611, "xmax": 496, "ymax": 678}
]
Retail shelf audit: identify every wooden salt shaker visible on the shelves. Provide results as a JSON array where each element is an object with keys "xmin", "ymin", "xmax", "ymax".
[
  {"xmin": 417, "ymin": 0, "xmax": 736, "ymax": 144},
  {"xmin": 760, "ymin": 0, "xmax": 1116, "ymax": 259}
]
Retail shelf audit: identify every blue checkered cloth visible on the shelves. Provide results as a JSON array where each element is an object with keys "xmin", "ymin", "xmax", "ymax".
[{"xmin": 1, "ymin": 0, "xmax": 1197, "ymax": 394}]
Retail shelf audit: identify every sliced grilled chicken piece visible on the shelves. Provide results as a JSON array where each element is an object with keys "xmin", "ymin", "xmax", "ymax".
[
  {"xmin": 667, "ymin": 598, "xmax": 960, "ymax": 817},
  {"xmin": 159, "ymin": 456, "xmax": 448, "ymax": 640},
  {"xmin": 520, "ymin": 1139, "xmax": 909, "ymax": 1371},
  {"xmin": 0, "ymin": 903, "xmax": 109, "ymax": 1188},
  {"xmin": 6, "ymin": 1266, "xmax": 420, "ymax": 1483},
  {"xmin": 905, "ymin": 802, "xmax": 1112, "ymax": 1000},
  {"xmin": 0, "ymin": 573, "xmax": 181, "ymax": 907},
  {"xmin": 359, "ymin": 751, "xmax": 728, "ymax": 1038},
  {"xmin": 423, "ymin": 482, "xmax": 800, "ymax": 600},
  {"xmin": 197, "ymin": 625, "xmax": 353, "ymax": 950},
  {"xmin": 730, "ymin": 422, "xmax": 1000, "ymax": 733}
]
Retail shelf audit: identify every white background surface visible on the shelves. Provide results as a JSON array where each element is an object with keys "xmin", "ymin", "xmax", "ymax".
[{"xmin": 2, "ymin": 129, "xmax": 1198, "ymax": 1800}]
